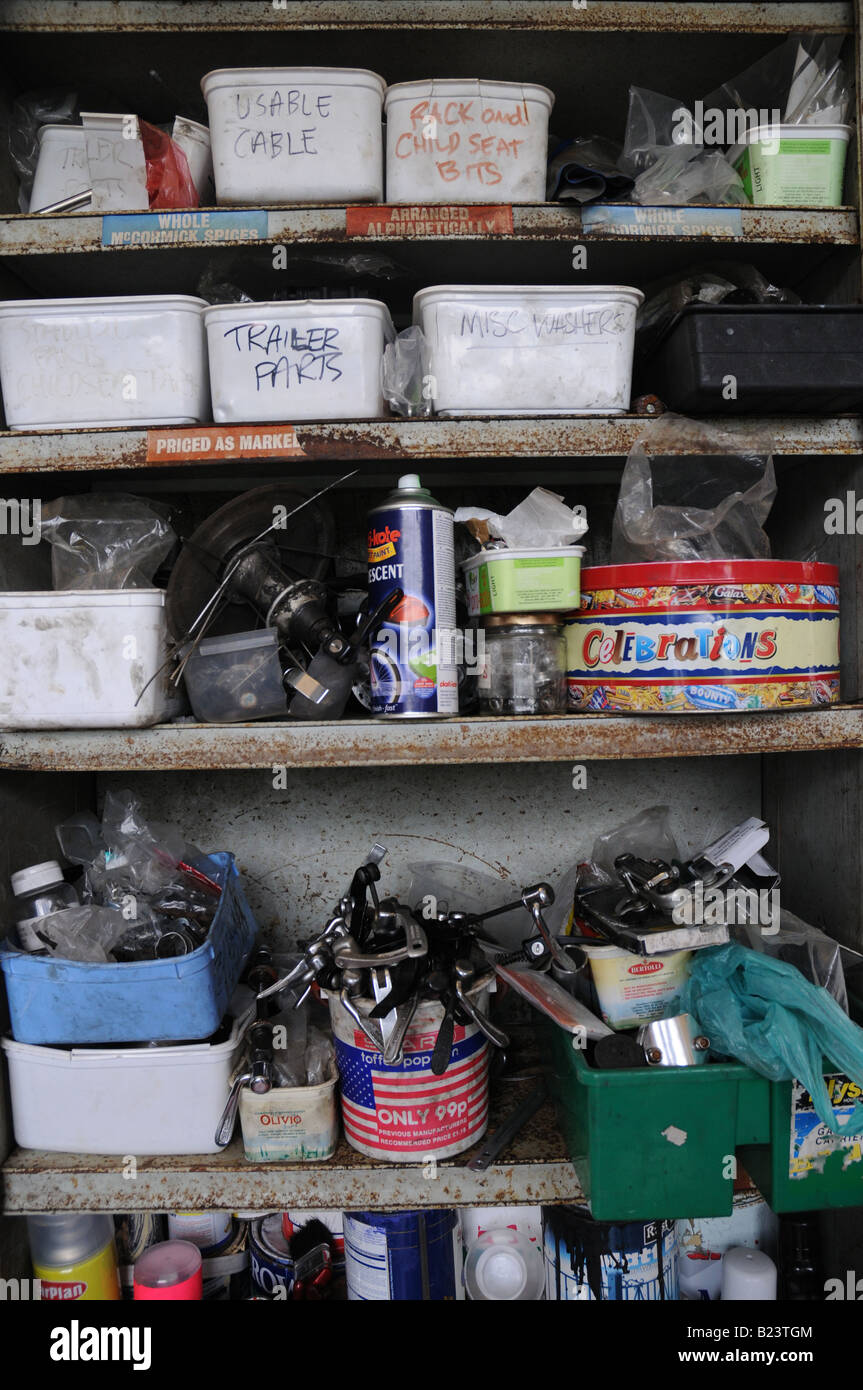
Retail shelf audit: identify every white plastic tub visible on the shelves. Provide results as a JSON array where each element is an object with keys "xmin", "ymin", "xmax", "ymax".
[
  {"xmin": 1, "ymin": 1013, "xmax": 247, "ymax": 1155},
  {"xmin": 415, "ymin": 284, "xmax": 644, "ymax": 416},
  {"xmin": 201, "ymin": 67, "xmax": 386, "ymax": 204},
  {"xmin": 0, "ymin": 295, "xmax": 209, "ymax": 430},
  {"xmin": 30, "ymin": 124, "xmax": 91, "ymax": 212},
  {"xmin": 731, "ymin": 123, "xmax": 851, "ymax": 207},
  {"xmin": 239, "ymin": 1071, "xmax": 339, "ymax": 1161},
  {"xmin": 204, "ymin": 298, "xmax": 394, "ymax": 423},
  {"xmin": 0, "ymin": 590, "xmax": 173, "ymax": 730},
  {"xmin": 385, "ymin": 79, "xmax": 554, "ymax": 203}
]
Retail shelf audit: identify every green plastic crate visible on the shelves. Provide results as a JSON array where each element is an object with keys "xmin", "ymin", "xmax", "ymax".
[
  {"xmin": 740, "ymin": 1064, "xmax": 863, "ymax": 1212},
  {"xmin": 544, "ymin": 1020, "xmax": 771, "ymax": 1222}
]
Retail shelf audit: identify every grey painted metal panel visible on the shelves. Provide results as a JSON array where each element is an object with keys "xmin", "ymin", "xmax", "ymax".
[{"xmin": 102, "ymin": 756, "xmax": 760, "ymax": 943}]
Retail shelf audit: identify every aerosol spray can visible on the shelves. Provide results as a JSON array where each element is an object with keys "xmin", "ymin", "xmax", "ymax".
[{"xmin": 367, "ymin": 474, "xmax": 457, "ymax": 717}]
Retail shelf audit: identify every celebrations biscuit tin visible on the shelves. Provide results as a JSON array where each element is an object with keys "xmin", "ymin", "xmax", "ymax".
[{"xmin": 565, "ymin": 560, "xmax": 839, "ymax": 714}]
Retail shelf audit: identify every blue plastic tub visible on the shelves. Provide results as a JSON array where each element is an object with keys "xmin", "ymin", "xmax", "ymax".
[{"xmin": 0, "ymin": 852, "xmax": 257, "ymax": 1044}]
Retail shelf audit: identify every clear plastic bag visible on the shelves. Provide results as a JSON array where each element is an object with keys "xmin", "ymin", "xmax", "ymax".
[
  {"xmin": 454, "ymin": 488, "xmax": 588, "ymax": 550},
  {"xmin": 681, "ymin": 942, "xmax": 863, "ymax": 1135},
  {"xmin": 703, "ymin": 34, "xmax": 852, "ymax": 131},
  {"xmin": 40, "ymin": 494, "xmax": 176, "ymax": 590},
  {"xmin": 27, "ymin": 904, "xmax": 129, "ymax": 962},
  {"xmin": 8, "ymin": 90, "xmax": 79, "ymax": 210},
  {"xmin": 611, "ymin": 416, "xmax": 776, "ymax": 564},
  {"xmin": 589, "ymin": 804, "xmax": 680, "ymax": 880},
  {"xmin": 382, "ymin": 326, "xmax": 432, "ymax": 418},
  {"xmin": 621, "ymin": 87, "xmax": 744, "ymax": 206},
  {"xmin": 735, "ymin": 908, "xmax": 852, "ymax": 1012}
]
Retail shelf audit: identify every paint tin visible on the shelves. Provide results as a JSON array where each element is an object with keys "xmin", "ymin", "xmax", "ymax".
[
  {"xmin": 368, "ymin": 474, "xmax": 458, "ymax": 718},
  {"xmin": 168, "ymin": 1212, "xmax": 233, "ymax": 1253},
  {"xmin": 566, "ymin": 560, "xmax": 840, "ymax": 714},
  {"xmin": 543, "ymin": 1205, "xmax": 678, "ymax": 1301},
  {"xmin": 249, "ymin": 1214, "xmax": 295, "ymax": 1297},
  {"xmin": 344, "ymin": 1210, "xmax": 464, "ymax": 1300},
  {"xmin": 328, "ymin": 992, "xmax": 489, "ymax": 1160},
  {"xmin": 115, "ymin": 1214, "xmax": 168, "ymax": 1296}
]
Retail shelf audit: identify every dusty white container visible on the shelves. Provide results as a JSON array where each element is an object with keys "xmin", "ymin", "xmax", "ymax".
[
  {"xmin": 0, "ymin": 294, "xmax": 209, "ymax": 430},
  {"xmin": 0, "ymin": 589, "xmax": 173, "ymax": 730},
  {"xmin": 385, "ymin": 79, "xmax": 554, "ymax": 203},
  {"xmin": 239, "ymin": 1070, "xmax": 339, "ymax": 1161},
  {"xmin": 414, "ymin": 285, "xmax": 644, "ymax": 416},
  {"xmin": 582, "ymin": 942, "xmax": 692, "ymax": 1030},
  {"xmin": 1, "ymin": 1013, "xmax": 247, "ymax": 1155},
  {"xmin": 204, "ymin": 298, "xmax": 394, "ymax": 423},
  {"xmin": 30, "ymin": 123, "xmax": 91, "ymax": 212},
  {"xmin": 201, "ymin": 66, "xmax": 386, "ymax": 204}
]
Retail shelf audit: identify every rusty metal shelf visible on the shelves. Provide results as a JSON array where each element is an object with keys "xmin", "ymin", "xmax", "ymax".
[
  {"xmin": 0, "ymin": 707, "xmax": 860, "ymax": 773},
  {"xmin": 1, "ymin": 415, "xmax": 861, "ymax": 474},
  {"xmin": 0, "ymin": 1092, "xmax": 577, "ymax": 1213},
  {"xmin": 0, "ymin": 204, "xmax": 854, "ymax": 257},
  {"xmin": 0, "ymin": 1, "xmax": 850, "ymax": 34}
]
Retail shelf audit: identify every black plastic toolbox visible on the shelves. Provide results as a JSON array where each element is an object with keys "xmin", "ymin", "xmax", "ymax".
[{"xmin": 643, "ymin": 304, "xmax": 863, "ymax": 414}]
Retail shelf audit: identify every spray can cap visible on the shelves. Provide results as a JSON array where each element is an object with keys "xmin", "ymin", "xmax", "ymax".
[{"xmin": 397, "ymin": 473, "xmax": 430, "ymax": 494}]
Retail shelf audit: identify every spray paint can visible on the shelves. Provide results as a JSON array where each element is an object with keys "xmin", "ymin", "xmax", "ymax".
[
  {"xmin": 368, "ymin": 473, "xmax": 457, "ymax": 717},
  {"xmin": 542, "ymin": 1205, "xmax": 678, "ymax": 1301},
  {"xmin": 344, "ymin": 1210, "xmax": 464, "ymax": 1300}
]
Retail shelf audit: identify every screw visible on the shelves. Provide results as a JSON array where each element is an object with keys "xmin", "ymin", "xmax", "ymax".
[
  {"xmin": 646, "ymin": 1047, "xmax": 663, "ymax": 1064},
  {"xmin": 694, "ymin": 1036, "xmax": 710, "ymax": 1051}
]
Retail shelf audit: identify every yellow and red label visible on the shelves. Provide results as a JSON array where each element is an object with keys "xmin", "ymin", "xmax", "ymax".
[{"xmin": 35, "ymin": 1240, "xmax": 121, "ymax": 1301}]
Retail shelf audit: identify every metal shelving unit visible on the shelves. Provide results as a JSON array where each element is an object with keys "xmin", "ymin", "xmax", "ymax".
[{"xmin": 0, "ymin": 0, "xmax": 861, "ymax": 1231}]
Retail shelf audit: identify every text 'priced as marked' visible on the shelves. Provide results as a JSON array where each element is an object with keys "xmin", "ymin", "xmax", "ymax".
[{"xmin": 146, "ymin": 426, "xmax": 306, "ymax": 462}]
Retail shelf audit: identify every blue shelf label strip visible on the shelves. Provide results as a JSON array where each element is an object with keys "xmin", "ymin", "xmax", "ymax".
[
  {"xmin": 102, "ymin": 209, "xmax": 270, "ymax": 247},
  {"xmin": 582, "ymin": 205, "xmax": 744, "ymax": 237}
]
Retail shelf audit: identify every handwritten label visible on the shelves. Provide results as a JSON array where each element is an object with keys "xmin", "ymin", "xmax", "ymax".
[
  {"xmin": 146, "ymin": 426, "xmax": 306, "ymax": 462},
  {"xmin": 220, "ymin": 320, "xmax": 343, "ymax": 393},
  {"xmin": 391, "ymin": 95, "xmax": 532, "ymax": 190},
  {"xmin": 457, "ymin": 304, "xmax": 627, "ymax": 343},
  {"xmin": 581, "ymin": 205, "xmax": 744, "ymax": 238},
  {"xmin": 346, "ymin": 204, "xmax": 513, "ymax": 236},
  {"xmin": 102, "ymin": 209, "xmax": 269, "ymax": 247},
  {"xmin": 227, "ymin": 84, "xmax": 333, "ymax": 161},
  {"xmin": 82, "ymin": 113, "xmax": 149, "ymax": 211}
]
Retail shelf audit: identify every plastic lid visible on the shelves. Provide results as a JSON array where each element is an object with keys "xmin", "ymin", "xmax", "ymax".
[
  {"xmin": 28, "ymin": 1213, "xmax": 115, "ymax": 1266},
  {"xmin": 134, "ymin": 1240, "xmax": 202, "ymax": 1289},
  {"xmin": 398, "ymin": 473, "xmax": 425, "ymax": 492},
  {"xmin": 11, "ymin": 861, "xmax": 65, "ymax": 897},
  {"xmin": 474, "ymin": 1245, "xmax": 529, "ymax": 1300}
]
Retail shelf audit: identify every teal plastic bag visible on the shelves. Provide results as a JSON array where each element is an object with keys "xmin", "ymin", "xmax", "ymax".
[{"xmin": 680, "ymin": 942, "xmax": 863, "ymax": 1135}]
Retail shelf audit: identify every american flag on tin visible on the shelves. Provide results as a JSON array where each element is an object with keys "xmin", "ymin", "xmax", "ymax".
[{"xmin": 336, "ymin": 1028, "xmax": 488, "ymax": 1153}]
